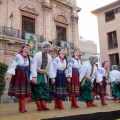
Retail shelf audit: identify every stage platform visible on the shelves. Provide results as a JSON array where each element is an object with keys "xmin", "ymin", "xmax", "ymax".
[{"xmin": 0, "ymin": 100, "xmax": 120, "ymax": 120}]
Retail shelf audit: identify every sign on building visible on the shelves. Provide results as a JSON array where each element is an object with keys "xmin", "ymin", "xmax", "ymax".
[
  {"xmin": 25, "ymin": 33, "xmax": 38, "ymax": 55},
  {"xmin": 61, "ymin": 41, "xmax": 71, "ymax": 60}
]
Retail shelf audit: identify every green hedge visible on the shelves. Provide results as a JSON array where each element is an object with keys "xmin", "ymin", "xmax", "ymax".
[{"xmin": 0, "ymin": 62, "xmax": 8, "ymax": 96}]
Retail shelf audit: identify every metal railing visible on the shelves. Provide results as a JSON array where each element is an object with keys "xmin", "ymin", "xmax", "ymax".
[
  {"xmin": 0, "ymin": 26, "xmax": 74, "ymax": 48},
  {"xmin": 0, "ymin": 26, "xmax": 43, "ymax": 43}
]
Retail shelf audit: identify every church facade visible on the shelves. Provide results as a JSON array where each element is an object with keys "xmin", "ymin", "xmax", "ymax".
[{"xmin": 0, "ymin": 0, "xmax": 80, "ymax": 102}]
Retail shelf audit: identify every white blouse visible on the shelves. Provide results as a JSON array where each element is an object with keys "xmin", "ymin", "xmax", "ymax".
[
  {"xmin": 108, "ymin": 70, "xmax": 120, "ymax": 83},
  {"xmin": 66, "ymin": 58, "xmax": 81, "ymax": 78},
  {"xmin": 96, "ymin": 67, "xmax": 107, "ymax": 83},
  {"xmin": 80, "ymin": 63, "xmax": 98, "ymax": 83},
  {"xmin": 49, "ymin": 57, "xmax": 66, "ymax": 79},
  {"xmin": 7, "ymin": 54, "xmax": 33, "ymax": 80}
]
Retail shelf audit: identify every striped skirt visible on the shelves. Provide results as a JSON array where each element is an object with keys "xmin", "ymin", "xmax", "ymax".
[
  {"xmin": 96, "ymin": 79, "xmax": 107, "ymax": 96},
  {"xmin": 49, "ymin": 70, "xmax": 67, "ymax": 99},
  {"xmin": 67, "ymin": 69, "xmax": 80, "ymax": 96},
  {"xmin": 8, "ymin": 67, "xmax": 31, "ymax": 99}
]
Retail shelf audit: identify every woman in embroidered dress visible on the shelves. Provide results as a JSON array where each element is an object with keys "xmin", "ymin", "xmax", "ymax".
[
  {"xmin": 96, "ymin": 61, "xmax": 109, "ymax": 105},
  {"xmin": 49, "ymin": 48, "xmax": 67, "ymax": 109},
  {"xmin": 5, "ymin": 44, "xmax": 32, "ymax": 113},
  {"xmin": 66, "ymin": 49, "xmax": 81, "ymax": 108}
]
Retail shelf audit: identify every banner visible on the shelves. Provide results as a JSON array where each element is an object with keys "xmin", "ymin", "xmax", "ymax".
[
  {"xmin": 61, "ymin": 41, "xmax": 71, "ymax": 60},
  {"xmin": 25, "ymin": 33, "xmax": 38, "ymax": 55}
]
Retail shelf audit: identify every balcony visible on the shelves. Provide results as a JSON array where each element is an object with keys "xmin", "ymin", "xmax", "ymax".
[
  {"xmin": 0, "ymin": 26, "xmax": 74, "ymax": 49},
  {"xmin": 0, "ymin": 26, "xmax": 43, "ymax": 43}
]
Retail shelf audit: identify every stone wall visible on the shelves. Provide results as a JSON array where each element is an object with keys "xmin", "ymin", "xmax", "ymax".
[{"xmin": 0, "ymin": 0, "xmax": 80, "ymax": 47}]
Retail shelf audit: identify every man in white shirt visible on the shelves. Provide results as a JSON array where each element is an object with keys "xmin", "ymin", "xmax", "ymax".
[
  {"xmin": 108, "ymin": 65, "xmax": 120, "ymax": 102},
  {"xmin": 31, "ymin": 42, "xmax": 52, "ymax": 111},
  {"xmin": 79, "ymin": 56, "xmax": 98, "ymax": 107}
]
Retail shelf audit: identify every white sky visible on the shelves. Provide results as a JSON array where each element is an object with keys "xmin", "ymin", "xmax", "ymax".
[{"xmin": 76, "ymin": 0, "xmax": 117, "ymax": 52}]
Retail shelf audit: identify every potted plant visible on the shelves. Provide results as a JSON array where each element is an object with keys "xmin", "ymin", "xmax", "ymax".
[{"xmin": 0, "ymin": 62, "xmax": 8, "ymax": 101}]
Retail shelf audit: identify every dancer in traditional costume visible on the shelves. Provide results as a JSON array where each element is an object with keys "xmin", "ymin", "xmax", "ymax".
[
  {"xmin": 66, "ymin": 49, "xmax": 81, "ymax": 108},
  {"xmin": 49, "ymin": 48, "xmax": 67, "ymax": 109},
  {"xmin": 31, "ymin": 42, "xmax": 52, "ymax": 111},
  {"xmin": 79, "ymin": 56, "xmax": 98, "ymax": 107},
  {"xmin": 108, "ymin": 65, "xmax": 120, "ymax": 101},
  {"xmin": 5, "ymin": 44, "xmax": 32, "ymax": 113},
  {"xmin": 96, "ymin": 61, "xmax": 109, "ymax": 105}
]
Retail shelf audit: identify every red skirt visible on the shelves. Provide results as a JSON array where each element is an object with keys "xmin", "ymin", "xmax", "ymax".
[
  {"xmin": 8, "ymin": 69, "xmax": 31, "ymax": 99},
  {"xmin": 67, "ymin": 71, "xmax": 80, "ymax": 96},
  {"xmin": 96, "ymin": 79, "xmax": 107, "ymax": 96},
  {"xmin": 92, "ymin": 79, "xmax": 97, "ymax": 97}
]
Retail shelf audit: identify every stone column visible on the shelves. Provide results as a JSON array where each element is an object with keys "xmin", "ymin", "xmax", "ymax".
[
  {"xmin": 42, "ymin": 0, "xmax": 52, "ymax": 41},
  {"xmin": 71, "ymin": 8, "xmax": 80, "ymax": 48}
]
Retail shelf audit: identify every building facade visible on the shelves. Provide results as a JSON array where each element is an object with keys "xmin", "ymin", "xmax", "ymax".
[
  {"xmin": 0, "ymin": 0, "xmax": 80, "ymax": 103},
  {"xmin": 0, "ymin": 0, "xmax": 81, "ymax": 64},
  {"xmin": 92, "ymin": 0, "xmax": 120, "ymax": 69},
  {"xmin": 79, "ymin": 39, "xmax": 97, "ymax": 63}
]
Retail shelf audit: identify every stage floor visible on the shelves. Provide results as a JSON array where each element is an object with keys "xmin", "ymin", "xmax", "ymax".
[{"xmin": 0, "ymin": 100, "xmax": 120, "ymax": 120}]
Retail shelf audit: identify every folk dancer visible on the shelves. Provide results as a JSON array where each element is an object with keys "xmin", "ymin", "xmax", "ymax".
[
  {"xmin": 79, "ymin": 56, "xmax": 98, "ymax": 107},
  {"xmin": 66, "ymin": 49, "xmax": 81, "ymax": 108},
  {"xmin": 96, "ymin": 61, "xmax": 109, "ymax": 105},
  {"xmin": 49, "ymin": 48, "xmax": 67, "ymax": 109},
  {"xmin": 108, "ymin": 65, "xmax": 120, "ymax": 102},
  {"xmin": 31, "ymin": 42, "xmax": 52, "ymax": 111},
  {"xmin": 5, "ymin": 44, "xmax": 32, "ymax": 113}
]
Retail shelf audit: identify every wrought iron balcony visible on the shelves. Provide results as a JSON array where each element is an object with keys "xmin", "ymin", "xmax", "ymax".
[{"xmin": 0, "ymin": 26, "xmax": 43, "ymax": 43}]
